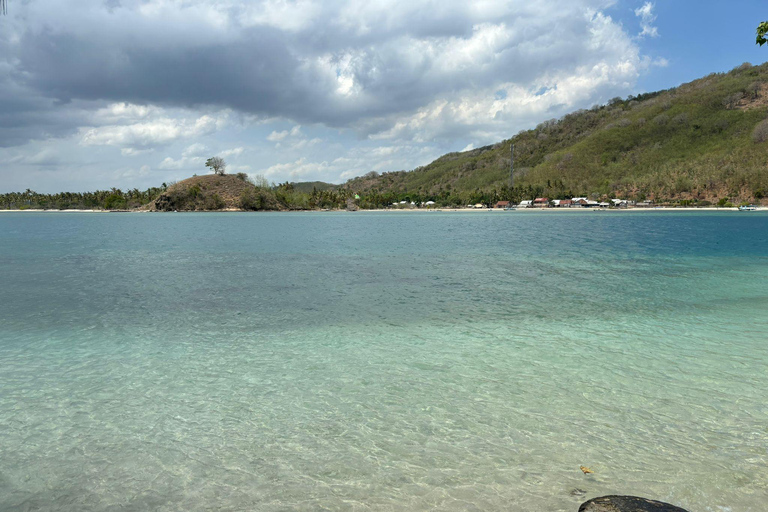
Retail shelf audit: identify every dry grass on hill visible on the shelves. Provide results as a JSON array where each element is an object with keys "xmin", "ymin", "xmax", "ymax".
[{"xmin": 147, "ymin": 174, "xmax": 284, "ymax": 211}]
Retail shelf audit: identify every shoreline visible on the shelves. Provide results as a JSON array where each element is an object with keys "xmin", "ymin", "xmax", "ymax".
[{"xmin": 1, "ymin": 206, "xmax": 764, "ymax": 213}]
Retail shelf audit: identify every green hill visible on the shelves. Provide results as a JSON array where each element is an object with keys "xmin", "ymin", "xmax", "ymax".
[
  {"xmin": 341, "ymin": 61, "xmax": 768, "ymax": 207},
  {"xmin": 289, "ymin": 181, "xmax": 337, "ymax": 194},
  {"xmin": 149, "ymin": 174, "xmax": 285, "ymax": 211}
]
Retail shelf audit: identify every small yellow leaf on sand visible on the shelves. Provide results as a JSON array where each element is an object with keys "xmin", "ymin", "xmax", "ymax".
[{"xmin": 580, "ymin": 466, "xmax": 594, "ymax": 474}]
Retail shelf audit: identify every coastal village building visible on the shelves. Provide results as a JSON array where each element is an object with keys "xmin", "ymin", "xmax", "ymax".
[
  {"xmin": 519, "ymin": 200, "xmax": 533, "ymax": 208},
  {"xmin": 494, "ymin": 201, "xmax": 510, "ymax": 209},
  {"xmin": 572, "ymin": 197, "xmax": 588, "ymax": 207},
  {"xmin": 533, "ymin": 197, "xmax": 550, "ymax": 207},
  {"xmin": 571, "ymin": 198, "xmax": 601, "ymax": 207},
  {"xmin": 559, "ymin": 199, "xmax": 573, "ymax": 207}
]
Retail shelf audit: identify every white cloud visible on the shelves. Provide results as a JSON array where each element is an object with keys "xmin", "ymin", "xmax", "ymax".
[
  {"xmin": 80, "ymin": 111, "xmax": 228, "ymax": 150},
  {"xmin": 260, "ymin": 142, "xmax": 441, "ymax": 183},
  {"xmin": 365, "ymin": 10, "xmax": 647, "ymax": 145},
  {"xmin": 219, "ymin": 147, "xmax": 244, "ymax": 158},
  {"xmin": 182, "ymin": 143, "xmax": 208, "ymax": 157},
  {"xmin": 266, "ymin": 125, "xmax": 301, "ymax": 142},
  {"xmin": 93, "ymin": 103, "xmax": 159, "ymax": 123},
  {"xmin": 158, "ymin": 155, "xmax": 205, "ymax": 170},
  {"xmin": 634, "ymin": 2, "xmax": 659, "ymax": 38},
  {"xmin": 267, "ymin": 129, "xmax": 291, "ymax": 142},
  {"xmin": 1, "ymin": 0, "xmax": 666, "ymax": 191},
  {"xmin": 121, "ymin": 147, "xmax": 155, "ymax": 156},
  {"xmin": 157, "ymin": 145, "xmax": 244, "ymax": 172}
]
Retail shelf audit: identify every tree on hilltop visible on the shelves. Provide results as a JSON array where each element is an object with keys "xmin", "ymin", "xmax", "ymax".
[
  {"xmin": 205, "ymin": 157, "xmax": 226, "ymax": 175},
  {"xmin": 758, "ymin": 22, "xmax": 768, "ymax": 46}
]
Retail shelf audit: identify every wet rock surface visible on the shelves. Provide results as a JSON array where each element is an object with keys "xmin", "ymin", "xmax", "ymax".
[{"xmin": 579, "ymin": 495, "xmax": 690, "ymax": 512}]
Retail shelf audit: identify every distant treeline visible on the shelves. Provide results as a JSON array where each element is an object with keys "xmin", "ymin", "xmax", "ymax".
[{"xmin": 1, "ymin": 186, "xmax": 167, "ymax": 210}]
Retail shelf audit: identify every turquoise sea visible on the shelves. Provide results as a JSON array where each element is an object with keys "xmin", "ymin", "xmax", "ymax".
[{"xmin": 1, "ymin": 211, "xmax": 767, "ymax": 511}]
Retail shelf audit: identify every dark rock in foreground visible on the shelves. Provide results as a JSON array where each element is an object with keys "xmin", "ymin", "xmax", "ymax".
[{"xmin": 579, "ymin": 495, "xmax": 690, "ymax": 512}]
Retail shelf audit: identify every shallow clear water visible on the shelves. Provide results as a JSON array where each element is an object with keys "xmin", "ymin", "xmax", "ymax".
[{"xmin": 1, "ymin": 211, "xmax": 767, "ymax": 511}]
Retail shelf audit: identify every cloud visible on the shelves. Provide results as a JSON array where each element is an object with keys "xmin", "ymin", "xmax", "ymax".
[
  {"xmin": 267, "ymin": 125, "xmax": 302, "ymax": 142},
  {"xmin": 634, "ymin": 2, "xmax": 659, "ymax": 38},
  {"xmin": 0, "ymin": 0, "xmax": 662, "ymax": 190},
  {"xmin": 121, "ymin": 147, "xmax": 155, "ymax": 156},
  {"xmin": 182, "ymin": 143, "xmax": 208, "ymax": 157},
  {"xmin": 7, "ymin": 0, "xmax": 652, "ymax": 130},
  {"xmin": 158, "ymin": 155, "xmax": 205, "ymax": 170},
  {"xmin": 79, "ymin": 110, "xmax": 228, "ymax": 149},
  {"xmin": 157, "ymin": 145, "xmax": 244, "ymax": 172},
  {"xmin": 219, "ymin": 147, "xmax": 245, "ymax": 158},
  {"xmin": 8, "ymin": 148, "xmax": 62, "ymax": 167},
  {"xmin": 260, "ymin": 142, "xmax": 441, "ymax": 183}
]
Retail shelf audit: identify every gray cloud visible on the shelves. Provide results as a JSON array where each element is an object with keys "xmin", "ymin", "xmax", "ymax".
[
  {"xmin": 5, "ymin": 1, "xmax": 647, "ymax": 135},
  {"xmin": 0, "ymin": 0, "xmax": 660, "ymax": 190}
]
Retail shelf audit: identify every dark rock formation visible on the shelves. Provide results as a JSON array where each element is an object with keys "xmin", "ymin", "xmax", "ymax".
[{"xmin": 579, "ymin": 495, "xmax": 689, "ymax": 512}]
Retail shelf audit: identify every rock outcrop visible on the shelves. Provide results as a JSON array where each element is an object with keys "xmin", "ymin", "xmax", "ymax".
[{"xmin": 579, "ymin": 495, "xmax": 689, "ymax": 512}]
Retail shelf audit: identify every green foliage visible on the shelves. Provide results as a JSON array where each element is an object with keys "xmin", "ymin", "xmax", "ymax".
[
  {"xmin": 340, "ymin": 62, "xmax": 768, "ymax": 205},
  {"xmin": 204, "ymin": 194, "xmax": 225, "ymax": 210},
  {"xmin": 240, "ymin": 189, "xmax": 267, "ymax": 210},
  {"xmin": 104, "ymin": 193, "xmax": 128, "ymax": 210},
  {"xmin": 0, "ymin": 187, "xmax": 166, "ymax": 210},
  {"xmin": 757, "ymin": 22, "xmax": 768, "ymax": 46},
  {"xmin": 717, "ymin": 197, "xmax": 735, "ymax": 207}
]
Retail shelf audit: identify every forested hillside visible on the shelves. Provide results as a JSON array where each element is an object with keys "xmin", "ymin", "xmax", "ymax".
[{"xmin": 342, "ymin": 61, "xmax": 768, "ymax": 207}]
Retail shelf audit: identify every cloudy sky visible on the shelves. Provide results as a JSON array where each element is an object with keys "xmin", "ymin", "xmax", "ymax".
[{"xmin": 1, "ymin": 0, "xmax": 766, "ymax": 192}]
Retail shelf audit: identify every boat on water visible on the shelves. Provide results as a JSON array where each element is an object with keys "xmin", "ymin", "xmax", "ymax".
[
  {"xmin": 504, "ymin": 206, "xmax": 517, "ymax": 211},
  {"xmin": 739, "ymin": 205, "xmax": 759, "ymax": 211}
]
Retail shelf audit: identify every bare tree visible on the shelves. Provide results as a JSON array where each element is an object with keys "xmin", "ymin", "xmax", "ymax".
[
  {"xmin": 1, "ymin": 0, "xmax": 6, "ymax": 15},
  {"xmin": 205, "ymin": 157, "xmax": 226, "ymax": 175}
]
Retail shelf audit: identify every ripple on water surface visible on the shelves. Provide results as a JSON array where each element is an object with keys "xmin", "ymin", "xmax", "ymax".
[{"xmin": 0, "ymin": 211, "xmax": 767, "ymax": 511}]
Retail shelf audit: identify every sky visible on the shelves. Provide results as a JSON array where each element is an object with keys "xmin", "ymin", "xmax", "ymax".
[{"xmin": 1, "ymin": 0, "xmax": 766, "ymax": 193}]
